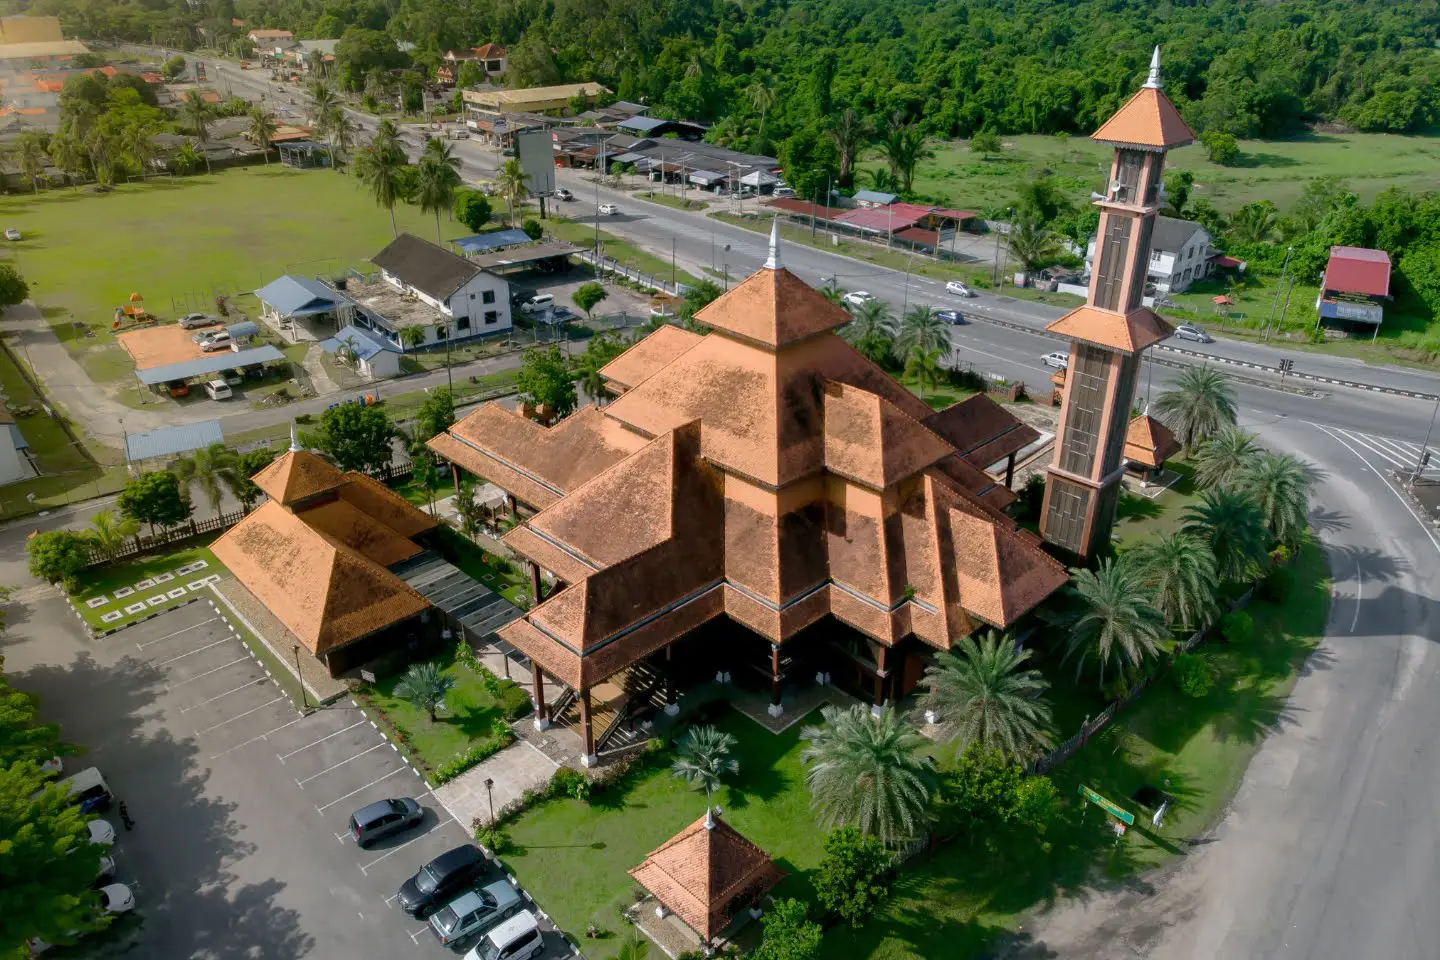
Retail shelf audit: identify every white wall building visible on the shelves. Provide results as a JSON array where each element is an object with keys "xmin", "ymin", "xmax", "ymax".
[{"xmin": 1086, "ymin": 215, "xmax": 1213, "ymax": 294}]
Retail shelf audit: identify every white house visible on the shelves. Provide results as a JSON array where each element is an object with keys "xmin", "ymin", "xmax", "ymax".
[
  {"xmin": 322, "ymin": 324, "xmax": 402, "ymax": 379},
  {"xmin": 1086, "ymin": 215, "xmax": 1213, "ymax": 294}
]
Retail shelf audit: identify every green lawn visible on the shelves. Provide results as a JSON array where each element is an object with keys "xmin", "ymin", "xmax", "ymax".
[
  {"xmin": 1112, "ymin": 459, "xmax": 1201, "ymax": 548},
  {"xmin": 501, "ymin": 708, "xmax": 829, "ymax": 956},
  {"xmin": 70, "ymin": 541, "xmax": 229, "ymax": 631}
]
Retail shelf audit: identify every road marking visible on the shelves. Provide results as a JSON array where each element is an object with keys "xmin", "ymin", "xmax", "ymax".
[
  {"xmin": 179, "ymin": 678, "xmax": 267, "ymax": 713},
  {"xmin": 315, "ymin": 765, "xmax": 409, "ymax": 812},
  {"xmin": 165, "ymin": 657, "xmax": 249, "ymax": 690},
  {"xmin": 954, "ymin": 342, "xmax": 1050, "ymax": 374},
  {"xmin": 296, "ymin": 742, "xmax": 388, "ymax": 788},
  {"xmin": 276, "ymin": 720, "xmax": 368, "ymax": 764},
  {"xmin": 1351, "ymin": 561, "xmax": 1363, "ymax": 634},
  {"xmin": 136, "ymin": 617, "xmax": 220, "ymax": 650},
  {"xmin": 1310, "ymin": 423, "xmax": 1440, "ymax": 558},
  {"xmin": 410, "ymin": 924, "xmax": 432, "ymax": 944},
  {"xmin": 155, "ymin": 638, "xmax": 230, "ymax": 665},
  {"xmin": 208, "ymin": 715, "xmax": 308, "ymax": 760},
  {"xmin": 194, "ymin": 696, "xmax": 286, "ymax": 735},
  {"xmin": 1336, "ymin": 429, "xmax": 1409, "ymax": 468},
  {"xmin": 360, "ymin": 821, "xmax": 441, "ymax": 874}
]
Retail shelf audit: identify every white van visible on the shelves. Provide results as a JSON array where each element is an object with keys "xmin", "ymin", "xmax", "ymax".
[
  {"xmin": 519, "ymin": 293, "xmax": 554, "ymax": 315},
  {"xmin": 464, "ymin": 910, "xmax": 544, "ymax": 960},
  {"xmin": 59, "ymin": 767, "xmax": 112, "ymax": 813},
  {"xmin": 203, "ymin": 379, "xmax": 232, "ymax": 400}
]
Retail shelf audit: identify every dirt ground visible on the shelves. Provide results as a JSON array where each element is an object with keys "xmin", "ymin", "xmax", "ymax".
[{"xmin": 116, "ymin": 323, "xmax": 222, "ymax": 369}]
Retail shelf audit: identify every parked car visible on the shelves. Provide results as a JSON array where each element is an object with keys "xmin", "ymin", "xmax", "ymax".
[
  {"xmin": 945, "ymin": 280, "xmax": 975, "ymax": 297},
  {"xmin": 5, "ymin": 228, "xmax": 21, "ymax": 241},
  {"xmin": 203, "ymin": 379, "xmax": 232, "ymax": 401},
  {"xmin": 937, "ymin": 309, "xmax": 966, "ymax": 325},
  {"xmin": 463, "ymin": 911, "xmax": 544, "ymax": 960},
  {"xmin": 349, "ymin": 797, "xmax": 424, "ymax": 848},
  {"xmin": 199, "ymin": 336, "xmax": 234, "ymax": 353},
  {"xmin": 1041, "ymin": 351, "xmax": 1070, "ymax": 368},
  {"xmin": 555, "ymin": 188, "xmax": 574, "ymax": 201},
  {"xmin": 841, "ymin": 291, "xmax": 875, "ymax": 308},
  {"xmin": 59, "ymin": 768, "xmax": 112, "ymax": 814},
  {"xmin": 597, "ymin": 203, "xmax": 619, "ymax": 215},
  {"xmin": 178, "ymin": 312, "xmax": 214, "ymax": 329},
  {"xmin": 428, "ymin": 880, "xmax": 524, "ymax": 947},
  {"xmin": 94, "ymin": 855, "xmax": 115, "ymax": 886},
  {"xmin": 773, "ymin": 186, "xmax": 796, "ymax": 198},
  {"xmin": 518, "ymin": 294, "xmax": 554, "ymax": 314},
  {"xmin": 87, "ymin": 819, "xmax": 115, "ymax": 846},
  {"xmin": 1173, "ymin": 323, "xmax": 1214, "ymax": 344},
  {"xmin": 397, "ymin": 844, "xmax": 492, "ymax": 918},
  {"xmin": 98, "ymin": 883, "xmax": 134, "ymax": 914},
  {"xmin": 191, "ymin": 329, "xmax": 229, "ymax": 345}
]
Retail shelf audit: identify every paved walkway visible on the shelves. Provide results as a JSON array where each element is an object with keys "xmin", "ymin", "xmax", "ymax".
[{"xmin": 434, "ymin": 736, "xmax": 559, "ymax": 830}]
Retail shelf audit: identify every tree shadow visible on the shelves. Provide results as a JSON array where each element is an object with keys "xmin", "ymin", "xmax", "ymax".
[
  {"xmin": 1116, "ymin": 491, "xmax": 1163, "ymax": 522},
  {"xmin": 1307, "ymin": 506, "xmax": 1349, "ymax": 534}
]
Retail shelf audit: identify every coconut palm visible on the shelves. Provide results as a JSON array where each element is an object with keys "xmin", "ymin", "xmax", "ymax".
[
  {"xmin": 1005, "ymin": 212, "xmax": 1061, "ymax": 281},
  {"xmin": 83, "ymin": 126, "xmax": 116, "ymax": 187},
  {"xmin": 170, "ymin": 443, "xmax": 237, "ymax": 513},
  {"xmin": 247, "ymin": 106, "xmax": 277, "ymax": 164},
  {"xmin": 121, "ymin": 123, "xmax": 158, "ymax": 180},
  {"xmin": 179, "ymin": 90, "xmax": 216, "ymax": 173},
  {"xmin": 14, "ymin": 132, "xmax": 47, "ymax": 192},
  {"xmin": 1153, "ymin": 367, "xmax": 1238, "ymax": 453},
  {"xmin": 416, "ymin": 138, "xmax": 463, "ymax": 244},
  {"xmin": 746, "ymin": 78, "xmax": 775, "ymax": 150},
  {"xmin": 671, "ymin": 725, "xmax": 738, "ymax": 821},
  {"xmin": 1236, "ymin": 451, "xmax": 1311, "ymax": 547},
  {"xmin": 307, "ymin": 78, "xmax": 337, "ymax": 114},
  {"xmin": 1127, "ymin": 534, "xmax": 1220, "ymax": 629},
  {"xmin": 48, "ymin": 133, "xmax": 87, "ymax": 181},
  {"xmin": 878, "ymin": 113, "xmax": 933, "ymax": 195},
  {"xmin": 800, "ymin": 705, "xmax": 935, "ymax": 846},
  {"xmin": 1060, "ymin": 557, "xmax": 1168, "ymax": 684},
  {"xmin": 919, "ymin": 631, "xmax": 1053, "ymax": 763},
  {"xmin": 85, "ymin": 508, "xmax": 139, "ymax": 560},
  {"xmin": 830, "ymin": 107, "xmax": 866, "ymax": 188},
  {"xmin": 1227, "ymin": 201, "xmax": 1279, "ymax": 245},
  {"xmin": 398, "ymin": 326, "xmax": 426, "ymax": 352},
  {"xmin": 394, "ymin": 661, "xmax": 455, "ymax": 722},
  {"xmin": 904, "ymin": 346, "xmax": 944, "ymax": 400},
  {"xmin": 897, "ymin": 305, "xmax": 949, "ymax": 360},
  {"xmin": 840, "ymin": 298, "xmax": 897, "ymax": 365},
  {"xmin": 1181, "ymin": 488, "xmax": 1269, "ymax": 583},
  {"xmin": 354, "ymin": 121, "xmax": 408, "ymax": 237},
  {"xmin": 495, "ymin": 158, "xmax": 529, "ymax": 226},
  {"xmin": 327, "ymin": 110, "xmax": 358, "ymax": 169},
  {"xmin": 1193, "ymin": 426, "xmax": 1261, "ymax": 489},
  {"xmin": 578, "ymin": 364, "xmax": 608, "ymax": 406}
]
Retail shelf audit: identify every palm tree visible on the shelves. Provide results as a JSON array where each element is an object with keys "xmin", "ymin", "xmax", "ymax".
[
  {"xmin": 800, "ymin": 705, "xmax": 935, "ymax": 846},
  {"xmin": 328, "ymin": 110, "xmax": 358, "ymax": 170},
  {"xmin": 170, "ymin": 443, "xmax": 237, "ymax": 513},
  {"xmin": 918, "ymin": 631, "xmax": 1053, "ymax": 763},
  {"xmin": 84, "ymin": 126, "xmax": 116, "ymax": 187},
  {"xmin": 247, "ymin": 105, "xmax": 278, "ymax": 164},
  {"xmin": 1193, "ymin": 426, "xmax": 1261, "ymax": 490},
  {"xmin": 579, "ymin": 364, "xmax": 608, "ymax": 406},
  {"xmin": 1153, "ymin": 367, "xmax": 1238, "ymax": 452},
  {"xmin": 354, "ymin": 121, "xmax": 408, "ymax": 236},
  {"xmin": 878, "ymin": 113, "xmax": 933, "ymax": 194},
  {"xmin": 904, "ymin": 346, "xmax": 944, "ymax": 400},
  {"xmin": 394, "ymin": 661, "xmax": 455, "ymax": 722},
  {"xmin": 495, "ymin": 158, "xmax": 529, "ymax": 227},
  {"xmin": 615, "ymin": 929, "xmax": 649, "ymax": 960},
  {"xmin": 1127, "ymin": 535, "xmax": 1220, "ymax": 629},
  {"xmin": 307, "ymin": 78, "xmax": 337, "ymax": 114},
  {"xmin": 830, "ymin": 108, "xmax": 866, "ymax": 189},
  {"xmin": 866, "ymin": 167, "xmax": 897, "ymax": 194},
  {"xmin": 122, "ymin": 124, "xmax": 158, "ymax": 180},
  {"xmin": 1236, "ymin": 451, "xmax": 1311, "ymax": 547},
  {"xmin": 745, "ymin": 78, "xmax": 775, "ymax": 150},
  {"xmin": 818, "ymin": 282, "xmax": 846, "ymax": 306},
  {"xmin": 85, "ymin": 508, "xmax": 138, "ymax": 560},
  {"xmin": 398, "ymin": 326, "xmax": 426, "ymax": 352},
  {"xmin": 14, "ymin": 132, "xmax": 46, "ymax": 192},
  {"xmin": 173, "ymin": 140, "xmax": 202, "ymax": 175},
  {"xmin": 1228, "ymin": 201, "xmax": 1279, "ymax": 244},
  {"xmin": 180, "ymin": 90, "xmax": 216, "ymax": 173},
  {"xmin": 416, "ymin": 139, "xmax": 463, "ymax": 244},
  {"xmin": 670, "ymin": 725, "xmax": 738, "ymax": 822},
  {"xmin": 1005, "ymin": 212, "xmax": 1061, "ymax": 282},
  {"xmin": 1182, "ymin": 489, "xmax": 1269, "ymax": 583},
  {"xmin": 48, "ymin": 134, "xmax": 87, "ymax": 182},
  {"xmin": 840, "ymin": 298, "xmax": 897, "ymax": 365},
  {"xmin": 1060, "ymin": 557, "xmax": 1168, "ymax": 684},
  {"xmin": 897, "ymin": 305, "xmax": 949, "ymax": 360}
]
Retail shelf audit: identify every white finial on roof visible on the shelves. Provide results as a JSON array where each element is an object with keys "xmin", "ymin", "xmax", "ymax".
[
  {"xmin": 763, "ymin": 216, "xmax": 783, "ymax": 270},
  {"xmin": 289, "ymin": 420, "xmax": 301, "ymax": 453},
  {"xmin": 1143, "ymin": 46, "xmax": 1162, "ymax": 90}
]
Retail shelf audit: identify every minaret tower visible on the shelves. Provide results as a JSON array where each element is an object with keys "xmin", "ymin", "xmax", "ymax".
[{"xmin": 1040, "ymin": 48, "xmax": 1194, "ymax": 558}]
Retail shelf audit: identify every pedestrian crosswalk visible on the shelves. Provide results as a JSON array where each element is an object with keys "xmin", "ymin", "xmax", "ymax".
[{"xmin": 1314, "ymin": 425, "xmax": 1439, "ymax": 479}]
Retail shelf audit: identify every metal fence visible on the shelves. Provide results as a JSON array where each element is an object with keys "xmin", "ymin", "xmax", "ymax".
[{"xmin": 573, "ymin": 251, "xmax": 692, "ymax": 298}]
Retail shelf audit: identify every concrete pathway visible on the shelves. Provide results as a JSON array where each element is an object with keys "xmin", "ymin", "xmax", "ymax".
[{"xmin": 433, "ymin": 737, "xmax": 559, "ymax": 830}]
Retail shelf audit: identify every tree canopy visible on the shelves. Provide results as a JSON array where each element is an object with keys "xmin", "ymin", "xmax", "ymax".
[{"xmin": 308, "ymin": 403, "xmax": 397, "ymax": 474}]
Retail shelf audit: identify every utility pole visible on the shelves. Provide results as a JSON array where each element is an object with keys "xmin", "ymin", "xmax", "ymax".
[
  {"xmin": 1414, "ymin": 396, "xmax": 1440, "ymax": 483},
  {"xmin": 1263, "ymin": 246, "xmax": 1294, "ymax": 341},
  {"xmin": 671, "ymin": 238, "xmax": 676, "ymax": 289}
]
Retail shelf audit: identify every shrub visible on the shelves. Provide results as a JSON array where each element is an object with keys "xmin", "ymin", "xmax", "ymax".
[
  {"xmin": 547, "ymin": 766, "xmax": 591, "ymax": 801},
  {"xmin": 752, "ymin": 898, "xmax": 823, "ymax": 960},
  {"xmin": 1222, "ymin": 610, "xmax": 1254, "ymax": 645},
  {"xmin": 432, "ymin": 719, "xmax": 515, "ymax": 784},
  {"xmin": 26, "ymin": 530, "xmax": 90, "ymax": 585},
  {"xmin": 1262, "ymin": 565, "xmax": 1296, "ymax": 603},
  {"xmin": 474, "ymin": 825, "xmax": 509, "ymax": 854},
  {"xmin": 1172, "ymin": 652, "xmax": 1215, "ymax": 698},
  {"xmin": 814, "ymin": 827, "xmax": 893, "ymax": 927}
]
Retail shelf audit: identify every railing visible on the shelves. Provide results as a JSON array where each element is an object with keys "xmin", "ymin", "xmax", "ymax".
[
  {"xmin": 573, "ymin": 250, "xmax": 692, "ymax": 297},
  {"xmin": 81, "ymin": 510, "xmax": 247, "ymax": 567}
]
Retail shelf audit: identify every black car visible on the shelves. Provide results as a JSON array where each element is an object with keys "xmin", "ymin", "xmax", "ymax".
[
  {"xmin": 938, "ymin": 309, "xmax": 967, "ymax": 325},
  {"xmin": 397, "ymin": 844, "xmax": 492, "ymax": 918}
]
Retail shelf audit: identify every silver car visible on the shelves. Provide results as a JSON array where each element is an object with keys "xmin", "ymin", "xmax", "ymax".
[
  {"xmin": 429, "ymin": 880, "xmax": 524, "ymax": 947},
  {"xmin": 1173, "ymin": 323, "xmax": 1213, "ymax": 344},
  {"xmin": 178, "ymin": 312, "xmax": 215, "ymax": 329}
]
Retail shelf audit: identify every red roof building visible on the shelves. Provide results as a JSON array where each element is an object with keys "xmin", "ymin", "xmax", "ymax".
[{"xmin": 1319, "ymin": 246, "xmax": 1391, "ymax": 332}]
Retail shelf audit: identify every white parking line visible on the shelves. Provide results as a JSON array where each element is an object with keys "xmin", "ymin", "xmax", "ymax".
[
  {"xmin": 136, "ymin": 617, "xmax": 220, "ymax": 650},
  {"xmin": 409, "ymin": 925, "xmax": 432, "ymax": 944},
  {"xmin": 276, "ymin": 720, "xmax": 368, "ymax": 764},
  {"xmin": 179, "ymin": 677, "xmax": 268, "ymax": 713},
  {"xmin": 384, "ymin": 892, "xmax": 401, "ymax": 907},
  {"xmin": 194, "ymin": 696, "xmax": 286, "ymax": 736},
  {"xmin": 314, "ymin": 765, "xmax": 408, "ymax": 812},
  {"xmin": 296, "ymin": 742, "xmax": 388, "ymax": 789},
  {"xmin": 156, "ymin": 638, "xmax": 230, "ymax": 665},
  {"xmin": 360, "ymin": 821, "xmax": 441, "ymax": 875},
  {"xmin": 165, "ymin": 657, "xmax": 249, "ymax": 690},
  {"xmin": 208, "ymin": 715, "xmax": 308, "ymax": 760}
]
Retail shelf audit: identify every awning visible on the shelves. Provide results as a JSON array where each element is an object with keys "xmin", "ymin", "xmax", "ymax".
[
  {"xmin": 392, "ymin": 551, "xmax": 523, "ymax": 640},
  {"xmin": 134, "ymin": 345, "xmax": 286, "ymax": 385},
  {"xmin": 125, "ymin": 419, "xmax": 224, "ymax": 461},
  {"xmin": 225, "ymin": 320, "xmax": 260, "ymax": 338},
  {"xmin": 453, "ymin": 229, "xmax": 534, "ymax": 253},
  {"xmin": 687, "ymin": 169, "xmax": 725, "ymax": 185}
]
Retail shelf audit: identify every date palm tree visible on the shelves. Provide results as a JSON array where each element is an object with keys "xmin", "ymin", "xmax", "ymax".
[
  {"xmin": 170, "ymin": 442, "xmax": 237, "ymax": 514},
  {"xmin": 1005, "ymin": 211, "xmax": 1061, "ymax": 282},
  {"xmin": 904, "ymin": 346, "xmax": 944, "ymax": 400},
  {"xmin": 670, "ymin": 725, "xmax": 738, "ymax": 823},
  {"xmin": 416, "ymin": 138, "xmax": 463, "ymax": 244},
  {"xmin": 1237, "ymin": 451, "xmax": 1311, "ymax": 547},
  {"xmin": 14, "ymin": 132, "xmax": 46, "ymax": 192},
  {"xmin": 897, "ymin": 305, "xmax": 949, "ymax": 360},
  {"xmin": 1127, "ymin": 534, "xmax": 1219, "ymax": 629},
  {"xmin": 355, "ymin": 120, "xmax": 408, "ymax": 237},
  {"xmin": 247, "ymin": 105, "xmax": 277, "ymax": 164},
  {"xmin": 394, "ymin": 661, "xmax": 455, "ymax": 722},
  {"xmin": 495, "ymin": 158, "xmax": 529, "ymax": 227},
  {"xmin": 800, "ymin": 704, "xmax": 935, "ymax": 846},
  {"xmin": 840, "ymin": 298, "xmax": 897, "ymax": 365},
  {"xmin": 1193, "ymin": 426, "xmax": 1260, "ymax": 489},
  {"xmin": 1060, "ymin": 556, "xmax": 1168, "ymax": 684},
  {"xmin": 818, "ymin": 281, "xmax": 846, "ymax": 306},
  {"xmin": 1153, "ymin": 367, "xmax": 1238, "ymax": 453},
  {"xmin": 830, "ymin": 107, "xmax": 866, "ymax": 189},
  {"xmin": 85, "ymin": 508, "xmax": 139, "ymax": 560},
  {"xmin": 745, "ymin": 78, "xmax": 775, "ymax": 150},
  {"xmin": 179, "ymin": 90, "xmax": 216, "ymax": 173},
  {"xmin": 1182, "ymin": 489, "xmax": 1269, "ymax": 583},
  {"xmin": 919, "ymin": 631, "xmax": 1053, "ymax": 764}
]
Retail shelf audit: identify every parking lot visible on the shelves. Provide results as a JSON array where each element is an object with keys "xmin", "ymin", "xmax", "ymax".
[{"xmin": 76, "ymin": 601, "xmax": 570, "ymax": 958}]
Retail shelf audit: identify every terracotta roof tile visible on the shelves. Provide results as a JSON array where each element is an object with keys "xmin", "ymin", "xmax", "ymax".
[
  {"xmin": 427, "ymin": 432, "xmax": 560, "ymax": 509},
  {"xmin": 1124, "ymin": 414, "xmax": 1180, "ymax": 468},
  {"xmin": 822, "ymin": 381, "xmax": 955, "ymax": 489},
  {"xmin": 294, "ymin": 498, "xmax": 424, "ymax": 568},
  {"xmin": 501, "ymin": 524, "xmax": 597, "ymax": 586},
  {"xmin": 629, "ymin": 814, "xmax": 785, "ymax": 941},
  {"xmin": 923, "ymin": 395, "xmax": 1041, "ymax": 470},
  {"xmin": 598, "ymin": 325, "xmax": 704, "ymax": 391},
  {"xmin": 1045, "ymin": 305, "xmax": 1173, "ymax": 354},
  {"xmin": 694, "ymin": 267, "xmax": 850, "ymax": 349},
  {"xmin": 1091, "ymin": 87, "xmax": 1194, "ymax": 150},
  {"xmin": 335, "ymin": 471, "xmax": 438, "ymax": 539},
  {"xmin": 946, "ymin": 504, "xmax": 1069, "ymax": 627},
  {"xmin": 252, "ymin": 449, "xmax": 347, "ymax": 506}
]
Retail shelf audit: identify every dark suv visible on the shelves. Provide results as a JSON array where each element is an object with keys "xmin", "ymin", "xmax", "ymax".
[
  {"xmin": 396, "ymin": 844, "xmax": 492, "ymax": 918},
  {"xmin": 349, "ymin": 798, "xmax": 423, "ymax": 848}
]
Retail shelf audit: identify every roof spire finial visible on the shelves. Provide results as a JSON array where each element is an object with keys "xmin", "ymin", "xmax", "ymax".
[
  {"xmin": 1143, "ymin": 45, "xmax": 1162, "ymax": 90},
  {"xmin": 763, "ymin": 216, "xmax": 783, "ymax": 270},
  {"xmin": 289, "ymin": 420, "xmax": 301, "ymax": 453}
]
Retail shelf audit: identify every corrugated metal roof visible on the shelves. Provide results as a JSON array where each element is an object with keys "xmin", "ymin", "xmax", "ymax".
[
  {"xmin": 125, "ymin": 419, "xmax": 224, "ymax": 462},
  {"xmin": 618, "ymin": 116, "xmax": 666, "ymax": 132},
  {"xmin": 453, "ymin": 229, "xmax": 534, "ymax": 253},
  {"xmin": 321, "ymin": 324, "xmax": 397, "ymax": 361},
  {"xmin": 226, "ymin": 321, "xmax": 260, "ymax": 338},
  {"xmin": 852, "ymin": 189, "xmax": 897, "ymax": 205},
  {"xmin": 1325, "ymin": 245, "xmax": 1391, "ymax": 297},
  {"xmin": 135, "ymin": 345, "xmax": 286, "ymax": 385},
  {"xmin": 8, "ymin": 423, "xmax": 26, "ymax": 450},
  {"xmin": 255, "ymin": 275, "xmax": 341, "ymax": 316}
]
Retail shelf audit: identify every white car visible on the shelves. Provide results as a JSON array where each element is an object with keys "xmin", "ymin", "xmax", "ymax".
[
  {"xmin": 555, "ymin": 188, "xmax": 574, "ymax": 201},
  {"xmin": 88, "ymin": 819, "xmax": 115, "ymax": 846},
  {"xmin": 1173, "ymin": 323, "xmax": 1214, "ymax": 344},
  {"xmin": 98, "ymin": 883, "xmax": 134, "ymax": 914},
  {"xmin": 5, "ymin": 228, "xmax": 20, "ymax": 241},
  {"xmin": 945, "ymin": 280, "xmax": 975, "ymax": 297},
  {"xmin": 598, "ymin": 203, "xmax": 619, "ymax": 215},
  {"xmin": 841, "ymin": 291, "xmax": 876, "ymax": 308},
  {"xmin": 1041, "ymin": 351, "xmax": 1070, "ymax": 369}
]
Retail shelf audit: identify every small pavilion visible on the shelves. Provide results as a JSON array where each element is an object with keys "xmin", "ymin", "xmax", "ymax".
[
  {"xmin": 629, "ymin": 811, "xmax": 784, "ymax": 949},
  {"xmin": 1124, "ymin": 414, "xmax": 1181, "ymax": 482}
]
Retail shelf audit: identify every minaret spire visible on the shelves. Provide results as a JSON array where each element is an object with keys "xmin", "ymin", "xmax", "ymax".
[
  {"xmin": 289, "ymin": 420, "xmax": 301, "ymax": 453},
  {"xmin": 1143, "ymin": 46, "xmax": 1162, "ymax": 89},
  {"xmin": 763, "ymin": 217, "xmax": 783, "ymax": 270}
]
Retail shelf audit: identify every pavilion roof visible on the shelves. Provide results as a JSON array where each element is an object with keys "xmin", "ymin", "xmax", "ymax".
[
  {"xmin": 251, "ymin": 449, "xmax": 346, "ymax": 506},
  {"xmin": 1091, "ymin": 86, "xmax": 1193, "ymax": 150},
  {"xmin": 1124, "ymin": 414, "xmax": 1181, "ymax": 468},
  {"xmin": 1045, "ymin": 305, "xmax": 1173, "ymax": 354}
]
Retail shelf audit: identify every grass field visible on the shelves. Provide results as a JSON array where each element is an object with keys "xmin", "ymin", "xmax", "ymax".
[
  {"xmin": 1112, "ymin": 459, "xmax": 1201, "ymax": 548},
  {"xmin": 70, "ymin": 542, "xmax": 228, "ymax": 631}
]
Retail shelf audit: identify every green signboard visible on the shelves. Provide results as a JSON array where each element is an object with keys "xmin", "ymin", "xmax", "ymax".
[{"xmin": 1078, "ymin": 784, "xmax": 1135, "ymax": 825}]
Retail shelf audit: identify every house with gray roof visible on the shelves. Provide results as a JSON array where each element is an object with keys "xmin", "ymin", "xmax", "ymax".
[{"xmin": 1085, "ymin": 215, "xmax": 1214, "ymax": 294}]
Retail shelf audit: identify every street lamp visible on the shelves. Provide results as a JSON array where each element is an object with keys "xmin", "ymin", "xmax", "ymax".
[
  {"xmin": 483, "ymin": 777, "xmax": 495, "ymax": 827},
  {"xmin": 293, "ymin": 645, "xmax": 309, "ymax": 709}
]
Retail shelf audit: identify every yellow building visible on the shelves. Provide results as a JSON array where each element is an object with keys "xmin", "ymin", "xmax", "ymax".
[
  {"xmin": 0, "ymin": 15, "xmax": 63, "ymax": 45},
  {"xmin": 462, "ymin": 82, "xmax": 610, "ymax": 116}
]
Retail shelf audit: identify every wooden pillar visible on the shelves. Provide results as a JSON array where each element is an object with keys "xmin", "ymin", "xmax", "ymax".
[
  {"xmin": 506, "ymin": 493, "xmax": 517, "ymax": 518},
  {"xmin": 663, "ymin": 645, "xmax": 678, "ymax": 715},
  {"xmin": 768, "ymin": 645, "xmax": 783, "ymax": 718},
  {"xmin": 530, "ymin": 661, "xmax": 549, "ymax": 729},
  {"xmin": 527, "ymin": 561, "xmax": 542, "ymax": 605},
  {"xmin": 1005, "ymin": 451, "xmax": 1017, "ymax": 490},
  {"xmin": 450, "ymin": 463, "xmax": 460, "ymax": 494},
  {"xmin": 873, "ymin": 645, "xmax": 888, "ymax": 709},
  {"xmin": 579, "ymin": 688, "xmax": 596, "ymax": 764}
]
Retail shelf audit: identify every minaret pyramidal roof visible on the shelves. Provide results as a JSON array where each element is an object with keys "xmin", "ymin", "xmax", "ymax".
[{"xmin": 1091, "ymin": 46, "xmax": 1195, "ymax": 150}]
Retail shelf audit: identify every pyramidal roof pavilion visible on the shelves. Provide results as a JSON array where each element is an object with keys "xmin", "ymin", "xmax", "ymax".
[{"xmin": 429, "ymin": 223, "xmax": 1067, "ymax": 714}]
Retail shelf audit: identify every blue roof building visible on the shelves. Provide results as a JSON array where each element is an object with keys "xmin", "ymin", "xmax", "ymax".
[
  {"xmin": 255, "ymin": 275, "xmax": 347, "ymax": 320},
  {"xmin": 320, "ymin": 325, "xmax": 401, "ymax": 379},
  {"xmin": 125, "ymin": 420, "xmax": 225, "ymax": 463}
]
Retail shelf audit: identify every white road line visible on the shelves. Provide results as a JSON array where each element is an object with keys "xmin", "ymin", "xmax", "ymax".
[
  {"xmin": 954, "ymin": 342, "xmax": 1050, "ymax": 374},
  {"xmin": 1337, "ymin": 429, "xmax": 1410, "ymax": 468},
  {"xmin": 409, "ymin": 925, "xmax": 431, "ymax": 944},
  {"xmin": 165, "ymin": 657, "xmax": 249, "ymax": 690},
  {"xmin": 179, "ymin": 678, "xmax": 267, "ymax": 713},
  {"xmin": 136, "ymin": 617, "xmax": 220, "ymax": 650},
  {"xmin": 360, "ymin": 821, "xmax": 441, "ymax": 874},
  {"xmin": 314, "ymin": 765, "xmax": 408, "ymax": 812},
  {"xmin": 1351, "ymin": 561, "xmax": 1363, "ymax": 634},
  {"xmin": 1369, "ymin": 435, "xmax": 1424, "ymax": 466},
  {"xmin": 155, "ymin": 638, "xmax": 230, "ymax": 665},
  {"xmin": 194, "ymin": 696, "xmax": 286, "ymax": 735},
  {"xmin": 207, "ymin": 715, "xmax": 308, "ymax": 760},
  {"xmin": 1310, "ymin": 423, "xmax": 1440, "ymax": 557},
  {"xmin": 276, "ymin": 720, "xmax": 368, "ymax": 764},
  {"xmin": 296, "ymin": 742, "xmax": 388, "ymax": 788}
]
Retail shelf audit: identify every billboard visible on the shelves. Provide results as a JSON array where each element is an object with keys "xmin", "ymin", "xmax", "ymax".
[{"xmin": 514, "ymin": 129, "xmax": 556, "ymax": 196}]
